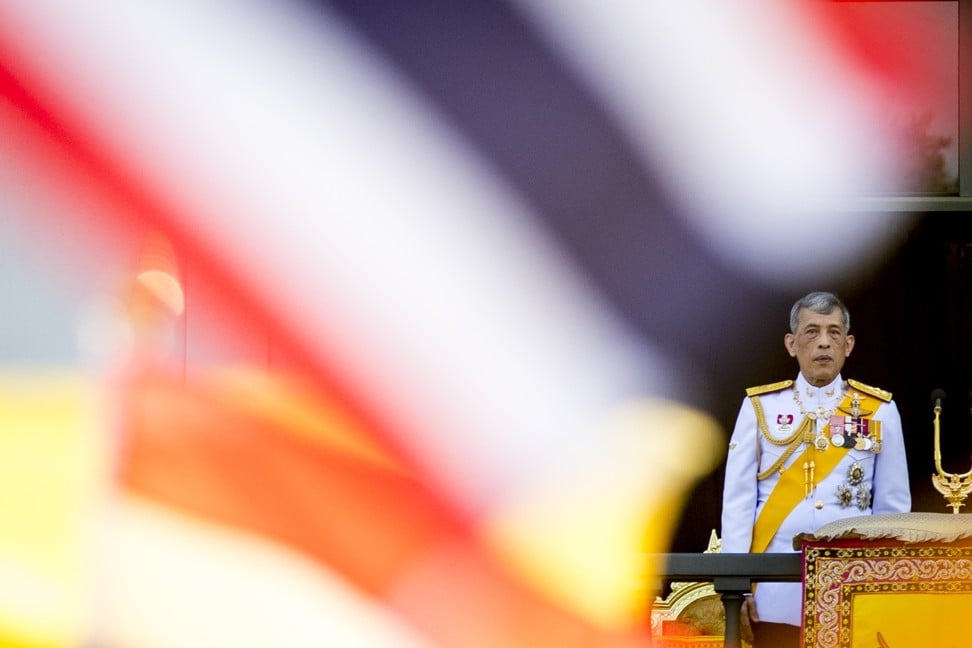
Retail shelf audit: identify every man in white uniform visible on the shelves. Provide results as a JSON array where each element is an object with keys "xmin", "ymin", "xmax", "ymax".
[{"xmin": 721, "ymin": 291, "xmax": 911, "ymax": 647}]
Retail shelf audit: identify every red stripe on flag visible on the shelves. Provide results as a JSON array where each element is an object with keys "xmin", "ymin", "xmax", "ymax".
[{"xmin": 118, "ymin": 367, "xmax": 460, "ymax": 597}]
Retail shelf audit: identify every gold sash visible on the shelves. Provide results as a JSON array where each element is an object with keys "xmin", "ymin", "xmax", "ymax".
[{"xmin": 750, "ymin": 391, "xmax": 880, "ymax": 553}]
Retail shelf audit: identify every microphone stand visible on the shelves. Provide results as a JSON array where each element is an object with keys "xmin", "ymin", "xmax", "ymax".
[{"xmin": 931, "ymin": 395, "xmax": 972, "ymax": 513}]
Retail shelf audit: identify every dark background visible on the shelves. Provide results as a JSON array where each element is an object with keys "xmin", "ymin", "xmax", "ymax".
[{"xmin": 670, "ymin": 213, "xmax": 972, "ymax": 552}]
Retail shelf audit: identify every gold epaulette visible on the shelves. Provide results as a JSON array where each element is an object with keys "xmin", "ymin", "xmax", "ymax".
[
  {"xmin": 745, "ymin": 380, "xmax": 793, "ymax": 397},
  {"xmin": 847, "ymin": 379, "xmax": 892, "ymax": 402}
]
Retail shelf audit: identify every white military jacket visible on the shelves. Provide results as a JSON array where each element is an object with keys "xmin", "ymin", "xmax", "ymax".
[{"xmin": 720, "ymin": 373, "xmax": 911, "ymax": 626}]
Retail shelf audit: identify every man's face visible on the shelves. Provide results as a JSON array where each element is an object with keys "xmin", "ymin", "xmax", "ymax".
[{"xmin": 784, "ymin": 307, "xmax": 855, "ymax": 387}]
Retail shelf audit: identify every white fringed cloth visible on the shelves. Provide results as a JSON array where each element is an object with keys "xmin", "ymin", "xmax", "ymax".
[{"xmin": 793, "ymin": 512, "xmax": 972, "ymax": 549}]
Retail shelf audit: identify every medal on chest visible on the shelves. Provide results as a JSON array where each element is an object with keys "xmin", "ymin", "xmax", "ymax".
[{"xmin": 828, "ymin": 415, "xmax": 882, "ymax": 452}]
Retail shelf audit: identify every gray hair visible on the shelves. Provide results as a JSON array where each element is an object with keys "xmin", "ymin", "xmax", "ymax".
[{"xmin": 789, "ymin": 292, "xmax": 850, "ymax": 333}]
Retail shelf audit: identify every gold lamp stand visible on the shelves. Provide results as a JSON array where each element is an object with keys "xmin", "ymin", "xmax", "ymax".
[{"xmin": 931, "ymin": 394, "xmax": 972, "ymax": 513}]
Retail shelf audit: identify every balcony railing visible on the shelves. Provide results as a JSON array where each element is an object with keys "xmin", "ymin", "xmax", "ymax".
[{"xmin": 651, "ymin": 553, "xmax": 803, "ymax": 648}]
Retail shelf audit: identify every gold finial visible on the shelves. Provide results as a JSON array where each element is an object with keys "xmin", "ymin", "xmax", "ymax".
[{"xmin": 931, "ymin": 397, "xmax": 972, "ymax": 513}]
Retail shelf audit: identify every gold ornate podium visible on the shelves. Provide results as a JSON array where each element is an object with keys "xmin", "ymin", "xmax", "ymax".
[{"xmin": 797, "ymin": 512, "xmax": 972, "ymax": 647}]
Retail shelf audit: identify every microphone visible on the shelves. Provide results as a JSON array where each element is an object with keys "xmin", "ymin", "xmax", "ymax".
[{"xmin": 932, "ymin": 388, "xmax": 946, "ymax": 412}]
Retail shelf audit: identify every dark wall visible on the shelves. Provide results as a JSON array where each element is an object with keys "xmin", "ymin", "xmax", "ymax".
[
  {"xmin": 853, "ymin": 215, "xmax": 972, "ymax": 513},
  {"xmin": 669, "ymin": 214, "xmax": 972, "ymax": 552}
]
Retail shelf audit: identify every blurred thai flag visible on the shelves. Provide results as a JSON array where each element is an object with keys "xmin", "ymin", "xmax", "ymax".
[{"xmin": 0, "ymin": 0, "xmax": 916, "ymax": 646}]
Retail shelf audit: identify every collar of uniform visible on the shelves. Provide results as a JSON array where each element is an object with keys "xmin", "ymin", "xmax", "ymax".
[{"xmin": 795, "ymin": 372, "xmax": 844, "ymax": 404}]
